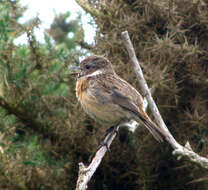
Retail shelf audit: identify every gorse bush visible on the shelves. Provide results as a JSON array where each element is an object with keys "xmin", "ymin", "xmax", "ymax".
[
  {"xmin": 0, "ymin": 1, "xmax": 92, "ymax": 189},
  {"xmin": 76, "ymin": 0, "xmax": 208, "ymax": 189},
  {"xmin": 1, "ymin": 0, "xmax": 208, "ymax": 189}
]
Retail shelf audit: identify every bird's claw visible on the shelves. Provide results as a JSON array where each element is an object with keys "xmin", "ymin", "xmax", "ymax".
[
  {"xmin": 97, "ymin": 126, "xmax": 119, "ymax": 152},
  {"xmin": 105, "ymin": 126, "xmax": 119, "ymax": 136},
  {"xmin": 97, "ymin": 141, "xmax": 111, "ymax": 152}
]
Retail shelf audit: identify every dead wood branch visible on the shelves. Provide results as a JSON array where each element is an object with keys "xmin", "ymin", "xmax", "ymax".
[
  {"xmin": 121, "ymin": 30, "xmax": 208, "ymax": 170},
  {"xmin": 75, "ymin": 129, "xmax": 117, "ymax": 190}
]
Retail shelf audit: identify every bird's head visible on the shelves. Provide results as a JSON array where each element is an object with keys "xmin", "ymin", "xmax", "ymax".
[{"xmin": 77, "ymin": 55, "xmax": 115, "ymax": 78}]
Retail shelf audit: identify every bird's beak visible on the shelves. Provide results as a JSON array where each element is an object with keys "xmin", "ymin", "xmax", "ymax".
[{"xmin": 69, "ymin": 65, "xmax": 81, "ymax": 77}]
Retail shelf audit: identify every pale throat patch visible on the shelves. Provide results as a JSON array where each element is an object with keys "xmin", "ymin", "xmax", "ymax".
[{"xmin": 87, "ymin": 69, "xmax": 103, "ymax": 77}]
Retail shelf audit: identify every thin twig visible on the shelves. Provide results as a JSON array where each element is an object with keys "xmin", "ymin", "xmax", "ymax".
[{"xmin": 121, "ymin": 30, "xmax": 208, "ymax": 169}]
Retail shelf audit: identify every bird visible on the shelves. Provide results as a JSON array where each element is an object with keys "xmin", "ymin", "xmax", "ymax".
[{"xmin": 75, "ymin": 55, "xmax": 165, "ymax": 147}]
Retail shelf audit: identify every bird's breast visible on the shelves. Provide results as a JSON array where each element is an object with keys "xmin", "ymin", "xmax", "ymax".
[{"xmin": 76, "ymin": 77, "xmax": 89, "ymax": 102}]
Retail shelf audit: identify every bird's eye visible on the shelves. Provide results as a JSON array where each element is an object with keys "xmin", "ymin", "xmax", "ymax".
[{"xmin": 85, "ymin": 65, "xmax": 91, "ymax": 69}]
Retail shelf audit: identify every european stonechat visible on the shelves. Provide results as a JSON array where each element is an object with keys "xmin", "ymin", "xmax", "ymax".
[{"xmin": 76, "ymin": 55, "xmax": 165, "ymax": 142}]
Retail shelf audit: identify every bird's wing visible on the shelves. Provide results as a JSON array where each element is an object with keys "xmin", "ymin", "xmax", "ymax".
[
  {"xmin": 111, "ymin": 89, "xmax": 164, "ymax": 142},
  {"xmin": 89, "ymin": 74, "xmax": 144, "ymax": 107},
  {"xmin": 88, "ymin": 74, "xmax": 165, "ymax": 142}
]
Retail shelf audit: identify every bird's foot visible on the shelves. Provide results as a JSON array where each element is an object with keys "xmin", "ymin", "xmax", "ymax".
[
  {"xmin": 105, "ymin": 126, "xmax": 119, "ymax": 136},
  {"xmin": 97, "ymin": 126, "xmax": 119, "ymax": 152},
  {"xmin": 97, "ymin": 141, "xmax": 111, "ymax": 152}
]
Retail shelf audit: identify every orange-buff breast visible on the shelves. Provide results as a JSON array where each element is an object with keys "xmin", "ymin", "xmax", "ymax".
[{"xmin": 76, "ymin": 77, "xmax": 88, "ymax": 102}]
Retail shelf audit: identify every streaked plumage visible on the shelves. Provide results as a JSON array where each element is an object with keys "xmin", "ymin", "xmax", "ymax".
[{"xmin": 76, "ymin": 55, "xmax": 165, "ymax": 142}]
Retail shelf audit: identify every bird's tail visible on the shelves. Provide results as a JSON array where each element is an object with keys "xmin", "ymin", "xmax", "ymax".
[
  {"xmin": 111, "ymin": 89, "xmax": 165, "ymax": 142},
  {"xmin": 135, "ymin": 112, "xmax": 166, "ymax": 142}
]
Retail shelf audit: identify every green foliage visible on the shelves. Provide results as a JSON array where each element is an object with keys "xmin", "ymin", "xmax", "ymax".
[
  {"xmin": 46, "ymin": 12, "xmax": 84, "ymax": 50},
  {"xmin": 0, "ymin": 1, "xmax": 92, "ymax": 189},
  {"xmin": 0, "ymin": 132, "xmax": 69, "ymax": 189},
  {"xmin": 0, "ymin": 2, "xmax": 10, "ymax": 43}
]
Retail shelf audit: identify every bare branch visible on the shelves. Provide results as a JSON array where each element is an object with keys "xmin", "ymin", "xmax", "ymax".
[
  {"xmin": 75, "ymin": 130, "xmax": 117, "ymax": 190},
  {"xmin": 121, "ymin": 30, "xmax": 208, "ymax": 170}
]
